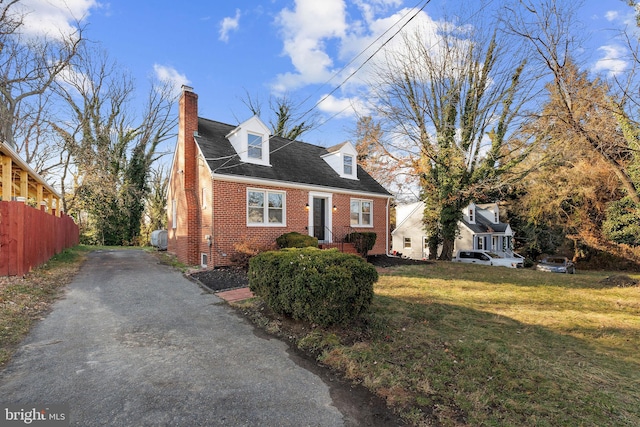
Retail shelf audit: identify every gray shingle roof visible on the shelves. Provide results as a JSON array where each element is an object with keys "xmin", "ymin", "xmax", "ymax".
[
  {"xmin": 196, "ymin": 118, "xmax": 391, "ymax": 196},
  {"xmin": 461, "ymin": 214, "xmax": 509, "ymax": 234}
]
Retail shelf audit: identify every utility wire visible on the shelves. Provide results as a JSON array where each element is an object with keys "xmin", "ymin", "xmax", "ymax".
[
  {"xmin": 298, "ymin": 0, "xmax": 432, "ymax": 122},
  {"xmin": 208, "ymin": 1, "xmax": 432, "ymax": 170}
]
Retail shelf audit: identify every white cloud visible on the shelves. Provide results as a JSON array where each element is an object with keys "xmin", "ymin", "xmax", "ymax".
[
  {"xmin": 272, "ymin": 1, "xmax": 440, "ymax": 94},
  {"xmin": 153, "ymin": 64, "xmax": 190, "ymax": 95},
  {"xmin": 219, "ymin": 9, "xmax": 241, "ymax": 43},
  {"xmin": 12, "ymin": 0, "xmax": 98, "ymax": 40},
  {"xmin": 593, "ymin": 44, "xmax": 628, "ymax": 76},
  {"xmin": 316, "ymin": 94, "xmax": 369, "ymax": 118},
  {"xmin": 604, "ymin": 10, "xmax": 619, "ymax": 21},
  {"xmin": 273, "ymin": 0, "xmax": 347, "ymax": 91}
]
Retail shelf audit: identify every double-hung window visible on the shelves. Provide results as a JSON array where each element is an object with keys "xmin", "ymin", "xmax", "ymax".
[
  {"xmin": 248, "ymin": 133, "xmax": 263, "ymax": 159},
  {"xmin": 350, "ymin": 199, "xmax": 372, "ymax": 226},
  {"xmin": 247, "ymin": 189, "xmax": 285, "ymax": 225},
  {"xmin": 343, "ymin": 155, "xmax": 353, "ymax": 175}
]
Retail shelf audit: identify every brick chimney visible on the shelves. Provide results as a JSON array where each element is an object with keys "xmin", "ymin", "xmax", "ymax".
[
  {"xmin": 180, "ymin": 85, "xmax": 198, "ymax": 192},
  {"xmin": 178, "ymin": 85, "xmax": 200, "ymax": 265}
]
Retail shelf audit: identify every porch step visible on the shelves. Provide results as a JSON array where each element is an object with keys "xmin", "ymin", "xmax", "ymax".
[{"xmin": 319, "ymin": 242, "xmax": 361, "ymax": 256}]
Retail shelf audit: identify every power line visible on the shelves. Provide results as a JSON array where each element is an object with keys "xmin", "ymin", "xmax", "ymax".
[
  {"xmin": 298, "ymin": 0, "xmax": 432, "ymax": 123},
  {"xmin": 297, "ymin": 0, "xmax": 431, "ymax": 109}
]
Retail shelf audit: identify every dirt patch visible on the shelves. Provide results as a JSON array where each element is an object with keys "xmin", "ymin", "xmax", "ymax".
[{"xmin": 599, "ymin": 274, "xmax": 639, "ymax": 287}]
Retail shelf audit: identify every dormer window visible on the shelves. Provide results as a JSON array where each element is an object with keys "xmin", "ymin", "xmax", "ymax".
[
  {"xmin": 248, "ymin": 133, "xmax": 262, "ymax": 159},
  {"xmin": 469, "ymin": 208, "xmax": 474, "ymax": 222},
  {"xmin": 226, "ymin": 116, "xmax": 271, "ymax": 166},
  {"xmin": 344, "ymin": 155, "xmax": 353, "ymax": 175},
  {"xmin": 322, "ymin": 141, "xmax": 358, "ymax": 180}
]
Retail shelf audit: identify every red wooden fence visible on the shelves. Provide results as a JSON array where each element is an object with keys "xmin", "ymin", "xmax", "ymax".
[{"xmin": 0, "ymin": 201, "xmax": 79, "ymax": 276}]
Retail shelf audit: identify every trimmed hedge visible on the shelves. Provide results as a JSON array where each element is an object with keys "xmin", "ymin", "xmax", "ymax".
[
  {"xmin": 345, "ymin": 232, "xmax": 377, "ymax": 256},
  {"xmin": 248, "ymin": 247, "xmax": 377, "ymax": 326},
  {"xmin": 276, "ymin": 231, "xmax": 318, "ymax": 248}
]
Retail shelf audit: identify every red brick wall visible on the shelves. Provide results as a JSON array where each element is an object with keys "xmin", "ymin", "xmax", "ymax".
[{"xmin": 208, "ymin": 180, "xmax": 389, "ymax": 267}]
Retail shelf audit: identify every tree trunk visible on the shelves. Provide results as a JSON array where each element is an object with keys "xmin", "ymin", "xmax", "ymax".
[{"xmin": 438, "ymin": 238, "xmax": 455, "ymax": 261}]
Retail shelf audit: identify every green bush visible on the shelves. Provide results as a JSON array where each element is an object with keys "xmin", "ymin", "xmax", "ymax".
[
  {"xmin": 345, "ymin": 232, "xmax": 377, "ymax": 256},
  {"xmin": 276, "ymin": 232, "xmax": 318, "ymax": 248},
  {"xmin": 249, "ymin": 247, "xmax": 377, "ymax": 326}
]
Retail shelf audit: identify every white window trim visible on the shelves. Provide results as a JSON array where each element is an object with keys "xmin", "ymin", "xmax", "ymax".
[
  {"xmin": 201, "ymin": 253, "xmax": 208, "ymax": 268},
  {"xmin": 343, "ymin": 154, "xmax": 354, "ymax": 176},
  {"xmin": 350, "ymin": 198, "xmax": 373, "ymax": 228},
  {"xmin": 172, "ymin": 199, "xmax": 177, "ymax": 229},
  {"xmin": 247, "ymin": 188, "xmax": 286, "ymax": 227},
  {"xmin": 404, "ymin": 237, "xmax": 412, "ymax": 249},
  {"xmin": 247, "ymin": 132, "xmax": 263, "ymax": 160}
]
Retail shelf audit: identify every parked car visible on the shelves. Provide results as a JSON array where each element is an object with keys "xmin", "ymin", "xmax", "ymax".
[
  {"xmin": 536, "ymin": 257, "xmax": 576, "ymax": 274},
  {"xmin": 453, "ymin": 250, "xmax": 524, "ymax": 268}
]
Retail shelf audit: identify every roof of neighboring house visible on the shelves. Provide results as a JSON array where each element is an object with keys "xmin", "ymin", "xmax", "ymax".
[
  {"xmin": 195, "ymin": 118, "xmax": 391, "ymax": 196},
  {"xmin": 1, "ymin": 141, "xmax": 61, "ymax": 200},
  {"xmin": 461, "ymin": 214, "xmax": 509, "ymax": 234}
]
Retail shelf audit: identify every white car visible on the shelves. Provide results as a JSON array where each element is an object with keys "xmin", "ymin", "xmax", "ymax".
[{"xmin": 453, "ymin": 250, "xmax": 524, "ymax": 268}]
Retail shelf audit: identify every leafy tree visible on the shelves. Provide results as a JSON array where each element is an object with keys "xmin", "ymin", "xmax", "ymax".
[
  {"xmin": 139, "ymin": 166, "xmax": 169, "ymax": 245},
  {"xmin": 367, "ymin": 17, "xmax": 532, "ymax": 259},
  {"xmin": 603, "ymin": 197, "xmax": 640, "ymax": 246}
]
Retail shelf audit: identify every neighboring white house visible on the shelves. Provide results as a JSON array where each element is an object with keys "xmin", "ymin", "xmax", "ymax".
[{"xmin": 392, "ymin": 201, "xmax": 516, "ymax": 260}]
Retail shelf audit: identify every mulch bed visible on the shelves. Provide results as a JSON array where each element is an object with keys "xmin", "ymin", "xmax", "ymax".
[
  {"xmin": 190, "ymin": 267, "xmax": 249, "ymax": 292},
  {"xmin": 191, "ymin": 255, "xmax": 429, "ymax": 293}
]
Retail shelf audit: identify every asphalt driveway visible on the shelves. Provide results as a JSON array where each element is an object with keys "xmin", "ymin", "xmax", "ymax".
[{"xmin": 0, "ymin": 250, "xmax": 393, "ymax": 426}]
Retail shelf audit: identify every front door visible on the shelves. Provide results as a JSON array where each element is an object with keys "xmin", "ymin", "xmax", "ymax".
[{"xmin": 313, "ymin": 197, "xmax": 326, "ymax": 241}]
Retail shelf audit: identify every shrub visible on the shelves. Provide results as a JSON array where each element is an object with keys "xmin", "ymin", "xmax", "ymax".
[
  {"xmin": 230, "ymin": 237, "xmax": 277, "ymax": 270},
  {"xmin": 345, "ymin": 232, "xmax": 377, "ymax": 256},
  {"xmin": 249, "ymin": 247, "xmax": 377, "ymax": 326},
  {"xmin": 276, "ymin": 232, "xmax": 318, "ymax": 248}
]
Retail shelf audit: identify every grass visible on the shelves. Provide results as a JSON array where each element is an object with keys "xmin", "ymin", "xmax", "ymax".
[
  {"xmin": 0, "ymin": 245, "xmax": 90, "ymax": 367},
  {"xmin": 237, "ymin": 262, "xmax": 640, "ymax": 426}
]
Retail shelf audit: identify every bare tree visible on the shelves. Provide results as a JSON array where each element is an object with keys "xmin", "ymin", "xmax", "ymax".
[
  {"xmin": 0, "ymin": 0, "xmax": 82, "ymax": 161},
  {"xmin": 240, "ymin": 91, "xmax": 315, "ymax": 140},
  {"xmin": 53, "ymin": 45, "xmax": 177, "ymax": 244},
  {"xmin": 366, "ymin": 13, "xmax": 532, "ymax": 259}
]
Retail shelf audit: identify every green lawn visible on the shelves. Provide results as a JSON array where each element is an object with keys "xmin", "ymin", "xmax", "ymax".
[{"xmin": 272, "ymin": 262, "xmax": 640, "ymax": 426}]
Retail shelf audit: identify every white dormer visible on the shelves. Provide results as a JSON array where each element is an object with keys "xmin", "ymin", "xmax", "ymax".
[
  {"xmin": 225, "ymin": 116, "xmax": 271, "ymax": 166},
  {"xmin": 465, "ymin": 203, "xmax": 476, "ymax": 224},
  {"xmin": 477, "ymin": 202, "xmax": 500, "ymax": 224},
  {"xmin": 322, "ymin": 141, "xmax": 358, "ymax": 180}
]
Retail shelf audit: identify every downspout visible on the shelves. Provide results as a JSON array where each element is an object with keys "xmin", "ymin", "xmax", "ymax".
[
  {"xmin": 386, "ymin": 196, "xmax": 392, "ymax": 257},
  {"xmin": 210, "ymin": 166, "xmax": 214, "ymax": 268}
]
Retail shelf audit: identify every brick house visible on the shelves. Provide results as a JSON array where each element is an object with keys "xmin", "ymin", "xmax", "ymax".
[{"xmin": 167, "ymin": 86, "xmax": 392, "ymax": 267}]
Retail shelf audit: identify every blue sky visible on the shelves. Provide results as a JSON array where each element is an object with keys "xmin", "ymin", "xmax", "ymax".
[{"xmin": 15, "ymin": 0, "xmax": 640, "ymax": 151}]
